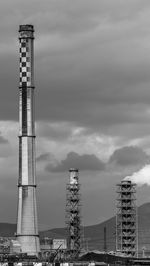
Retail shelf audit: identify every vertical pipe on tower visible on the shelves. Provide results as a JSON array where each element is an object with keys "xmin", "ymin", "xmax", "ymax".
[{"xmin": 16, "ymin": 25, "xmax": 40, "ymax": 256}]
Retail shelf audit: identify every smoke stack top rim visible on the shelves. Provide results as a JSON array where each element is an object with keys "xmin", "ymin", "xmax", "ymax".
[
  {"xmin": 69, "ymin": 168, "xmax": 79, "ymax": 172},
  {"xmin": 19, "ymin": 24, "xmax": 34, "ymax": 32},
  {"xmin": 117, "ymin": 179, "xmax": 136, "ymax": 187},
  {"xmin": 122, "ymin": 180, "xmax": 132, "ymax": 184}
]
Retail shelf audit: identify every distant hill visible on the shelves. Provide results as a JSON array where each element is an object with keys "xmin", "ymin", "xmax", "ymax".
[
  {"xmin": 40, "ymin": 202, "xmax": 150, "ymax": 254},
  {"xmin": 0, "ymin": 223, "xmax": 16, "ymax": 237},
  {"xmin": 1, "ymin": 202, "xmax": 150, "ymax": 255},
  {"xmin": 39, "ymin": 216, "xmax": 116, "ymax": 251}
]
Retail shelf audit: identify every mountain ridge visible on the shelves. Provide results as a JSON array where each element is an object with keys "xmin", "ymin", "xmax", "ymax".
[{"xmin": 0, "ymin": 202, "xmax": 150, "ymax": 254}]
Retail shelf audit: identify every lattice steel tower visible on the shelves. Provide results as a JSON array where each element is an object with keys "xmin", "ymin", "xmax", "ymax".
[
  {"xmin": 66, "ymin": 169, "xmax": 81, "ymax": 260},
  {"xmin": 116, "ymin": 180, "xmax": 137, "ymax": 257},
  {"xmin": 16, "ymin": 25, "xmax": 40, "ymax": 256}
]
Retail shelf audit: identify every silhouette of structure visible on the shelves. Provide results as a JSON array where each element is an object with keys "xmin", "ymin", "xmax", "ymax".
[
  {"xmin": 116, "ymin": 180, "xmax": 137, "ymax": 257},
  {"xmin": 66, "ymin": 169, "xmax": 81, "ymax": 260},
  {"xmin": 16, "ymin": 25, "xmax": 40, "ymax": 256}
]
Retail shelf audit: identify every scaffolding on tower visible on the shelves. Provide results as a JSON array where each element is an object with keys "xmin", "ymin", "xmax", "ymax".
[
  {"xmin": 116, "ymin": 180, "xmax": 138, "ymax": 257},
  {"xmin": 66, "ymin": 169, "xmax": 81, "ymax": 260}
]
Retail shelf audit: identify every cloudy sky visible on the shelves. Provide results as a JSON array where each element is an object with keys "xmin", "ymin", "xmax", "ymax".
[{"xmin": 1, "ymin": 0, "xmax": 150, "ymax": 230}]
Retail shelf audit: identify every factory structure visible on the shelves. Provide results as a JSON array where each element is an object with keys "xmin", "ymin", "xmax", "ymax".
[
  {"xmin": 116, "ymin": 180, "xmax": 137, "ymax": 257},
  {"xmin": 0, "ymin": 24, "xmax": 150, "ymax": 265},
  {"xmin": 66, "ymin": 169, "xmax": 81, "ymax": 260}
]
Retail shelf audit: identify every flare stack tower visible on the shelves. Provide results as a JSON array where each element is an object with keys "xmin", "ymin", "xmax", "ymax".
[
  {"xmin": 66, "ymin": 169, "xmax": 81, "ymax": 259},
  {"xmin": 16, "ymin": 25, "xmax": 40, "ymax": 256}
]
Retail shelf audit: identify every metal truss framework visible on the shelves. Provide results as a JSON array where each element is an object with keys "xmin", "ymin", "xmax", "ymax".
[
  {"xmin": 66, "ymin": 169, "xmax": 81, "ymax": 260},
  {"xmin": 116, "ymin": 180, "xmax": 138, "ymax": 257}
]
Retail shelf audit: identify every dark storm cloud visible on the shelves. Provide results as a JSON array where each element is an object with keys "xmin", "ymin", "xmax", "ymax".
[
  {"xmin": 37, "ymin": 83, "xmax": 150, "ymax": 127},
  {"xmin": 36, "ymin": 152, "xmax": 58, "ymax": 169},
  {"xmin": 109, "ymin": 146, "xmax": 149, "ymax": 166},
  {"xmin": 0, "ymin": 0, "xmax": 150, "ymax": 139},
  {"xmin": 43, "ymin": 145, "xmax": 149, "ymax": 174},
  {"xmin": 37, "ymin": 122, "xmax": 74, "ymax": 141},
  {"xmin": 45, "ymin": 151, "xmax": 105, "ymax": 172},
  {"xmin": 34, "ymin": 1, "xmax": 150, "ymax": 140},
  {"xmin": 36, "ymin": 153, "xmax": 50, "ymax": 162}
]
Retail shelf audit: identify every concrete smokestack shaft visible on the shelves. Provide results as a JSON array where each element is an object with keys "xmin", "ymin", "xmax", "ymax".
[{"xmin": 16, "ymin": 25, "xmax": 40, "ymax": 256}]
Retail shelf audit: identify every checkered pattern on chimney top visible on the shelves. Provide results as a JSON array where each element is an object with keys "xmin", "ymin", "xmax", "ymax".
[{"xmin": 19, "ymin": 39, "xmax": 31, "ymax": 87}]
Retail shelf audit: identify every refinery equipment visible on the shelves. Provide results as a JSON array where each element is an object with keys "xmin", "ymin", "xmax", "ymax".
[
  {"xmin": 16, "ymin": 25, "xmax": 40, "ymax": 256},
  {"xmin": 66, "ymin": 169, "xmax": 81, "ymax": 260},
  {"xmin": 52, "ymin": 239, "xmax": 67, "ymax": 250},
  {"xmin": 116, "ymin": 180, "xmax": 138, "ymax": 257}
]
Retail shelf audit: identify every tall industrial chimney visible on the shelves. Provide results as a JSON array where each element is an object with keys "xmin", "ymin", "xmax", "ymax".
[{"xmin": 16, "ymin": 25, "xmax": 40, "ymax": 256}]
